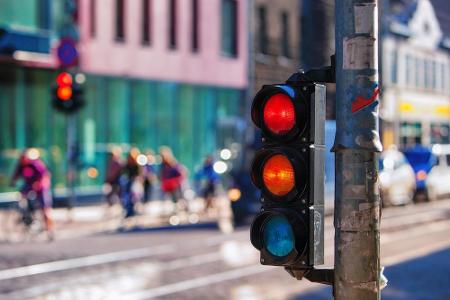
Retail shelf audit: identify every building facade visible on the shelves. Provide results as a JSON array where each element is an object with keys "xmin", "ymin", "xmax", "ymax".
[
  {"xmin": 381, "ymin": 0, "xmax": 450, "ymax": 148},
  {"xmin": 0, "ymin": 0, "xmax": 248, "ymax": 197},
  {"xmin": 251, "ymin": 0, "xmax": 300, "ymax": 93}
]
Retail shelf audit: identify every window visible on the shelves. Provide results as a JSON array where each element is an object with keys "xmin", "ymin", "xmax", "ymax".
[
  {"xmin": 432, "ymin": 60, "xmax": 437, "ymax": 91},
  {"xmin": 441, "ymin": 63, "xmax": 447, "ymax": 92},
  {"xmin": 90, "ymin": 0, "xmax": 96, "ymax": 37},
  {"xmin": 191, "ymin": 0, "xmax": 199, "ymax": 52},
  {"xmin": 281, "ymin": 11, "xmax": 290, "ymax": 58},
  {"xmin": 406, "ymin": 55, "xmax": 414, "ymax": 86},
  {"xmin": 390, "ymin": 49, "xmax": 397, "ymax": 84},
  {"xmin": 38, "ymin": 0, "xmax": 52, "ymax": 30},
  {"xmin": 142, "ymin": 0, "xmax": 151, "ymax": 44},
  {"xmin": 425, "ymin": 59, "xmax": 432, "ymax": 89},
  {"xmin": 430, "ymin": 123, "xmax": 450, "ymax": 144},
  {"xmin": 73, "ymin": 0, "xmax": 79, "ymax": 24},
  {"xmin": 415, "ymin": 57, "xmax": 422, "ymax": 88},
  {"xmin": 221, "ymin": 0, "xmax": 238, "ymax": 57},
  {"xmin": 400, "ymin": 122, "xmax": 422, "ymax": 147},
  {"xmin": 258, "ymin": 6, "xmax": 268, "ymax": 54},
  {"xmin": 115, "ymin": 0, "xmax": 125, "ymax": 41},
  {"xmin": 169, "ymin": 0, "xmax": 177, "ymax": 49}
]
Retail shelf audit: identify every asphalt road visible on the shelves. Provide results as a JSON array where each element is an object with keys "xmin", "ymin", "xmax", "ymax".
[{"xmin": 0, "ymin": 200, "xmax": 449, "ymax": 300}]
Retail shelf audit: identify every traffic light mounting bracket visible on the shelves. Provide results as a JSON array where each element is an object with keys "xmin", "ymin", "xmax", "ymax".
[
  {"xmin": 287, "ymin": 55, "xmax": 336, "ymax": 84},
  {"xmin": 285, "ymin": 267, "xmax": 334, "ymax": 286}
]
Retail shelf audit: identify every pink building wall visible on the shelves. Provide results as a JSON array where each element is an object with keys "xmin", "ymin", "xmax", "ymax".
[{"xmin": 77, "ymin": 0, "xmax": 248, "ymax": 89}]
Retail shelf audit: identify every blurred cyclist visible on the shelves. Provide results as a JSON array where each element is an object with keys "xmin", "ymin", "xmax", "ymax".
[{"xmin": 10, "ymin": 148, "xmax": 54, "ymax": 240}]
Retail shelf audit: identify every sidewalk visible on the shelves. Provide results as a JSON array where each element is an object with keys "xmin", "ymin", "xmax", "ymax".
[{"xmin": 0, "ymin": 197, "xmax": 232, "ymax": 241}]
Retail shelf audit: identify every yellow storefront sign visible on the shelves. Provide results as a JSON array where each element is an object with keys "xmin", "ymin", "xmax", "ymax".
[
  {"xmin": 399, "ymin": 102, "xmax": 415, "ymax": 112},
  {"xmin": 435, "ymin": 105, "xmax": 450, "ymax": 117},
  {"xmin": 399, "ymin": 101, "xmax": 450, "ymax": 117}
]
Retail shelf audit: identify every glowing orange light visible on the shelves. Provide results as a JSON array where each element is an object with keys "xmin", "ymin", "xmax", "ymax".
[
  {"xmin": 57, "ymin": 86, "xmax": 72, "ymax": 101},
  {"xmin": 87, "ymin": 167, "xmax": 99, "ymax": 179},
  {"xmin": 263, "ymin": 154, "xmax": 295, "ymax": 196},
  {"xmin": 56, "ymin": 72, "xmax": 73, "ymax": 86},
  {"xmin": 228, "ymin": 188, "xmax": 242, "ymax": 202}
]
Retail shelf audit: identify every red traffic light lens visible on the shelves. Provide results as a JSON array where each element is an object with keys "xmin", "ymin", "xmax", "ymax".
[
  {"xmin": 56, "ymin": 72, "xmax": 73, "ymax": 86},
  {"xmin": 57, "ymin": 86, "xmax": 72, "ymax": 101},
  {"xmin": 263, "ymin": 154, "xmax": 295, "ymax": 196},
  {"xmin": 263, "ymin": 94, "xmax": 296, "ymax": 135}
]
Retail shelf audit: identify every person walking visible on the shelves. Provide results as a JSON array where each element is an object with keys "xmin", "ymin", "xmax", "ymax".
[
  {"xmin": 142, "ymin": 150, "xmax": 157, "ymax": 203},
  {"xmin": 195, "ymin": 155, "xmax": 220, "ymax": 212},
  {"xmin": 159, "ymin": 146, "xmax": 185, "ymax": 211},
  {"xmin": 104, "ymin": 147, "xmax": 123, "ymax": 207},
  {"xmin": 10, "ymin": 148, "xmax": 54, "ymax": 240},
  {"xmin": 122, "ymin": 148, "xmax": 143, "ymax": 218}
]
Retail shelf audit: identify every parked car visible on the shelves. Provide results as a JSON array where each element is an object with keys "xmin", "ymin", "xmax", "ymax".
[
  {"xmin": 426, "ymin": 144, "xmax": 450, "ymax": 201},
  {"xmin": 379, "ymin": 148, "xmax": 416, "ymax": 206},
  {"xmin": 403, "ymin": 145, "xmax": 436, "ymax": 200}
]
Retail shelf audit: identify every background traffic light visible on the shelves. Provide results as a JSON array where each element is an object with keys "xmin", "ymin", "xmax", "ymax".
[
  {"xmin": 250, "ymin": 76, "xmax": 325, "ymax": 269},
  {"xmin": 52, "ymin": 71, "xmax": 84, "ymax": 114}
]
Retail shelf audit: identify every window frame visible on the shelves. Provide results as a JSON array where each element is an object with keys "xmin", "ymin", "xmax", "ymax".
[
  {"xmin": 168, "ymin": 0, "xmax": 178, "ymax": 49},
  {"xmin": 142, "ymin": 0, "xmax": 151, "ymax": 45},
  {"xmin": 191, "ymin": 0, "xmax": 199, "ymax": 52},
  {"xmin": 221, "ymin": 0, "xmax": 238, "ymax": 57},
  {"xmin": 280, "ymin": 10, "xmax": 290, "ymax": 58},
  {"xmin": 115, "ymin": 0, "xmax": 125, "ymax": 42}
]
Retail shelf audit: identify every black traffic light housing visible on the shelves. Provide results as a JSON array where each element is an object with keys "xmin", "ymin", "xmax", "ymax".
[
  {"xmin": 249, "ymin": 75, "xmax": 325, "ymax": 269},
  {"xmin": 52, "ymin": 71, "xmax": 85, "ymax": 114}
]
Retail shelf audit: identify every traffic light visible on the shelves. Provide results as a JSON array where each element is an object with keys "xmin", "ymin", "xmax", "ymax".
[
  {"xmin": 250, "ymin": 75, "xmax": 325, "ymax": 270},
  {"xmin": 52, "ymin": 71, "xmax": 84, "ymax": 114}
]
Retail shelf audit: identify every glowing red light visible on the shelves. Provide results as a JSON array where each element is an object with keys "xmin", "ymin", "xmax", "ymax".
[
  {"xmin": 263, "ymin": 154, "xmax": 295, "ymax": 196},
  {"xmin": 56, "ymin": 72, "xmax": 73, "ymax": 87},
  {"xmin": 263, "ymin": 94, "xmax": 296, "ymax": 135}
]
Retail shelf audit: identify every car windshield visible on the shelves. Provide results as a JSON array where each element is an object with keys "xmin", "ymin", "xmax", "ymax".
[
  {"xmin": 403, "ymin": 147, "xmax": 434, "ymax": 168},
  {"xmin": 404, "ymin": 151, "xmax": 432, "ymax": 164}
]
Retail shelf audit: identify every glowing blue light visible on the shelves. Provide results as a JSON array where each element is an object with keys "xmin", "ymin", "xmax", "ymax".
[{"xmin": 263, "ymin": 216, "xmax": 294, "ymax": 257}]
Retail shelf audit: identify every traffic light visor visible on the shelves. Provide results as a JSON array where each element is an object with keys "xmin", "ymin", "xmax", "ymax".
[
  {"xmin": 56, "ymin": 72, "xmax": 73, "ymax": 86},
  {"xmin": 263, "ymin": 215, "xmax": 295, "ymax": 257},
  {"xmin": 263, "ymin": 154, "xmax": 295, "ymax": 197},
  {"xmin": 263, "ymin": 94, "xmax": 296, "ymax": 135}
]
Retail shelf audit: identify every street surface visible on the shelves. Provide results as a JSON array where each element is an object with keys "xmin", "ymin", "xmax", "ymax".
[{"xmin": 0, "ymin": 200, "xmax": 449, "ymax": 300}]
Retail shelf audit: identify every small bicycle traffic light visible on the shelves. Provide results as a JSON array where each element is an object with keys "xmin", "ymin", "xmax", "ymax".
[
  {"xmin": 250, "ymin": 75, "xmax": 325, "ymax": 269},
  {"xmin": 52, "ymin": 71, "xmax": 84, "ymax": 114}
]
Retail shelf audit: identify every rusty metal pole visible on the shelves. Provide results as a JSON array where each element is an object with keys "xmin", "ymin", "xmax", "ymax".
[{"xmin": 334, "ymin": 0, "xmax": 382, "ymax": 299}]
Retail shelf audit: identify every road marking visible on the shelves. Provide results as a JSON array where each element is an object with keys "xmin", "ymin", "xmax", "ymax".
[
  {"xmin": 165, "ymin": 252, "xmax": 223, "ymax": 270},
  {"xmin": 122, "ymin": 221, "xmax": 450, "ymax": 299},
  {"xmin": 123, "ymin": 265, "xmax": 272, "ymax": 300},
  {"xmin": 2, "ymin": 251, "xmax": 227, "ymax": 300},
  {"xmin": 383, "ymin": 239, "xmax": 450, "ymax": 266},
  {"xmin": 1, "ymin": 216, "xmax": 447, "ymax": 283},
  {"xmin": 381, "ymin": 219, "xmax": 450, "ymax": 243},
  {"xmin": 0, "ymin": 245, "xmax": 175, "ymax": 281}
]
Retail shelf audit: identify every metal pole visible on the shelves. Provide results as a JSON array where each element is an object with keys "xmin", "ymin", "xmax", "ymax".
[
  {"xmin": 334, "ymin": 1, "xmax": 382, "ymax": 299},
  {"xmin": 67, "ymin": 114, "xmax": 76, "ymax": 211}
]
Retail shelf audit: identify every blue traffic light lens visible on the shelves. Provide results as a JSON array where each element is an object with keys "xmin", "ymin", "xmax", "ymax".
[{"xmin": 263, "ymin": 216, "xmax": 295, "ymax": 257}]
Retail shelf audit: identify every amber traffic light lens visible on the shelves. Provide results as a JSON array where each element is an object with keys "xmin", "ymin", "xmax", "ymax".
[
  {"xmin": 57, "ymin": 86, "xmax": 72, "ymax": 101},
  {"xmin": 263, "ymin": 94, "xmax": 296, "ymax": 135},
  {"xmin": 263, "ymin": 154, "xmax": 295, "ymax": 196}
]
